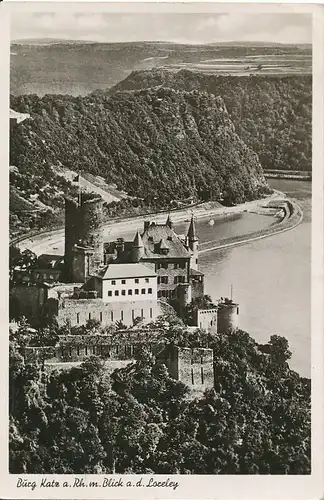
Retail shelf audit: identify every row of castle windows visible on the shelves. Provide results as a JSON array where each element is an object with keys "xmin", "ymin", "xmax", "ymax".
[
  {"xmin": 157, "ymin": 276, "xmax": 186, "ymax": 285},
  {"xmin": 107, "ymin": 288, "xmax": 153, "ymax": 297},
  {"xmin": 111, "ymin": 277, "xmax": 150, "ymax": 285},
  {"xmin": 156, "ymin": 262, "xmax": 187, "ymax": 270},
  {"xmin": 62, "ymin": 343, "xmax": 149, "ymax": 357},
  {"xmin": 76, "ymin": 307, "xmax": 153, "ymax": 324},
  {"xmin": 158, "ymin": 289, "xmax": 176, "ymax": 299}
]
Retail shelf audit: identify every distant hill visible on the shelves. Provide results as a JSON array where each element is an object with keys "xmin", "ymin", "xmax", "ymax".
[
  {"xmin": 109, "ymin": 69, "xmax": 312, "ymax": 172},
  {"xmin": 10, "ymin": 41, "xmax": 311, "ymax": 96},
  {"xmin": 10, "ymin": 88, "xmax": 270, "ymax": 237}
]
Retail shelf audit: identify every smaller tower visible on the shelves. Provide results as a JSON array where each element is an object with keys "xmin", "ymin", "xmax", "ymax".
[
  {"xmin": 187, "ymin": 215, "xmax": 199, "ymax": 271},
  {"xmin": 217, "ymin": 299, "xmax": 239, "ymax": 334},
  {"xmin": 131, "ymin": 231, "xmax": 145, "ymax": 263}
]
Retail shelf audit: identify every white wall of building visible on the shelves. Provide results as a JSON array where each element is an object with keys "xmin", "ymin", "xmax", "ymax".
[{"xmin": 102, "ymin": 275, "xmax": 157, "ymax": 303}]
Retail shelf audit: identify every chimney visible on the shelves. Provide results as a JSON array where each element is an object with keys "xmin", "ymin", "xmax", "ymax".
[{"xmin": 116, "ymin": 237, "xmax": 125, "ymax": 257}]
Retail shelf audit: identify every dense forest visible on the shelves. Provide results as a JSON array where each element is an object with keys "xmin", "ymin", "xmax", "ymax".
[
  {"xmin": 110, "ymin": 70, "xmax": 312, "ymax": 172},
  {"xmin": 10, "ymin": 88, "xmax": 269, "ymax": 237},
  {"xmin": 9, "ymin": 316, "xmax": 311, "ymax": 474}
]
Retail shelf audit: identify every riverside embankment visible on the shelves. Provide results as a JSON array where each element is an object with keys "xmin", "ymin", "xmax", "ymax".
[
  {"xmin": 199, "ymin": 199, "xmax": 303, "ymax": 255},
  {"xmin": 16, "ymin": 189, "xmax": 295, "ymax": 256}
]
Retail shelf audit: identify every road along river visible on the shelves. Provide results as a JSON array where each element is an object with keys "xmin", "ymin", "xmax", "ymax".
[{"xmin": 17, "ymin": 180, "xmax": 309, "ymax": 377}]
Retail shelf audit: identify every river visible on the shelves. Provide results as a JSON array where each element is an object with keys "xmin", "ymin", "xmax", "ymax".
[{"xmin": 196, "ymin": 179, "xmax": 311, "ymax": 378}]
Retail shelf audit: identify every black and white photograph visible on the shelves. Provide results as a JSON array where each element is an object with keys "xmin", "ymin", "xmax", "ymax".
[{"xmin": 3, "ymin": 1, "xmax": 323, "ymax": 496}]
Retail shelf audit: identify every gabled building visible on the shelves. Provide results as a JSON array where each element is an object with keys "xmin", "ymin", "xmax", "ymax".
[{"xmin": 104, "ymin": 215, "xmax": 205, "ymax": 308}]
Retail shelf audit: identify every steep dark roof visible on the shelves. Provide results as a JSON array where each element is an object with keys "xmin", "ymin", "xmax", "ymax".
[
  {"xmin": 133, "ymin": 231, "xmax": 144, "ymax": 248},
  {"xmin": 141, "ymin": 223, "xmax": 191, "ymax": 260},
  {"xmin": 187, "ymin": 215, "xmax": 197, "ymax": 240}
]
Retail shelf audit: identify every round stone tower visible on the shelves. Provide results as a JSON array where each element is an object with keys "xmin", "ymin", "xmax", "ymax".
[
  {"xmin": 79, "ymin": 192, "xmax": 104, "ymax": 272},
  {"xmin": 217, "ymin": 300, "xmax": 239, "ymax": 334},
  {"xmin": 64, "ymin": 192, "xmax": 104, "ymax": 282}
]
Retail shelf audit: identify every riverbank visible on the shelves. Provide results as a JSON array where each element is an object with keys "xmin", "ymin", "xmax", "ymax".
[
  {"xmin": 199, "ymin": 199, "xmax": 303, "ymax": 255},
  {"xmin": 16, "ymin": 190, "xmax": 284, "ymax": 253}
]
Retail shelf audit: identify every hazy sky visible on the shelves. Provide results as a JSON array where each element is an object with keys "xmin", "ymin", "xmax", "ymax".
[{"xmin": 11, "ymin": 12, "xmax": 312, "ymax": 44}]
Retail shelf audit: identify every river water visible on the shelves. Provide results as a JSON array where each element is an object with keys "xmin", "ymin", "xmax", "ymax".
[{"xmin": 196, "ymin": 179, "xmax": 311, "ymax": 378}]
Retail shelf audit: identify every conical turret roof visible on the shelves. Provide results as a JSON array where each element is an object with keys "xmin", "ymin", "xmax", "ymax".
[
  {"xmin": 133, "ymin": 230, "xmax": 144, "ymax": 248},
  {"xmin": 166, "ymin": 214, "xmax": 173, "ymax": 228},
  {"xmin": 187, "ymin": 215, "xmax": 197, "ymax": 240}
]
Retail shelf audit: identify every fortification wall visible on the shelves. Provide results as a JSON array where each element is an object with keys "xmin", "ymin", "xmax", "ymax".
[
  {"xmin": 197, "ymin": 308, "xmax": 218, "ymax": 334},
  {"xmin": 57, "ymin": 297, "xmax": 159, "ymax": 327},
  {"xmin": 178, "ymin": 347, "xmax": 214, "ymax": 389}
]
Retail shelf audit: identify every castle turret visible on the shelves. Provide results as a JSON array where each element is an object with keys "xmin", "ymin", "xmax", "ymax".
[
  {"xmin": 187, "ymin": 215, "xmax": 199, "ymax": 271},
  {"xmin": 131, "ymin": 231, "xmax": 145, "ymax": 263},
  {"xmin": 217, "ymin": 299, "xmax": 239, "ymax": 333},
  {"xmin": 166, "ymin": 214, "xmax": 173, "ymax": 230}
]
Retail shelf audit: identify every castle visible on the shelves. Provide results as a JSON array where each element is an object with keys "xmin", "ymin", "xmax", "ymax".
[{"xmin": 11, "ymin": 189, "xmax": 239, "ymax": 390}]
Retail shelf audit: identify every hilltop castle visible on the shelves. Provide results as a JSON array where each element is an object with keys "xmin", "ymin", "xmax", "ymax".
[
  {"xmin": 11, "ymin": 189, "xmax": 240, "ymax": 390},
  {"xmin": 11, "ymin": 191, "xmax": 209, "ymax": 328}
]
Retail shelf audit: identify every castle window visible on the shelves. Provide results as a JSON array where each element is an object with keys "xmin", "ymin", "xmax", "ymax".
[
  {"xmin": 111, "ymin": 311, "xmax": 114, "ymax": 321},
  {"xmin": 100, "ymin": 312, "xmax": 103, "ymax": 322},
  {"xmin": 108, "ymin": 291, "xmax": 112, "ymax": 297},
  {"xmin": 150, "ymin": 307, "xmax": 153, "ymax": 318},
  {"xmin": 121, "ymin": 279, "xmax": 126, "ymax": 284},
  {"xmin": 196, "ymin": 259, "xmax": 198, "ymax": 265},
  {"xmin": 174, "ymin": 263, "xmax": 178, "ymax": 269},
  {"xmin": 148, "ymin": 288, "xmax": 152, "ymax": 294},
  {"xmin": 174, "ymin": 276, "xmax": 178, "ymax": 284},
  {"xmin": 145, "ymin": 278, "xmax": 149, "ymax": 283},
  {"xmin": 157, "ymin": 277, "xmax": 160, "ymax": 285},
  {"xmin": 201, "ymin": 367, "xmax": 204, "ymax": 384},
  {"xmin": 180, "ymin": 262, "xmax": 186, "ymax": 269},
  {"xmin": 135, "ymin": 289, "xmax": 139, "ymax": 295},
  {"xmin": 121, "ymin": 290, "xmax": 126, "ymax": 296},
  {"xmin": 141, "ymin": 289, "xmax": 146, "ymax": 294},
  {"xmin": 77, "ymin": 347, "xmax": 80, "ymax": 356},
  {"xmin": 141, "ymin": 309, "xmax": 144, "ymax": 318},
  {"xmin": 237, "ymin": 307, "xmax": 239, "ymax": 314},
  {"xmin": 61, "ymin": 347, "xmax": 64, "ymax": 357},
  {"xmin": 132, "ymin": 310, "xmax": 134, "ymax": 321},
  {"xmin": 161, "ymin": 276, "xmax": 168, "ymax": 284},
  {"xmin": 191, "ymin": 368, "xmax": 194, "ymax": 385},
  {"xmin": 135, "ymin": 278, "xmax": 139, "ymax": 284},
  {"xmin": 89, "ymin": 312, "xmax": 91, "ymax": 320},
  {"xmin": 115, "ymin": 290, "xmax": 119, "ymax": 296},
  {"xmin": 93, "ymin": 346, "xmax": 96, "ymax": 355},
  {"xmin": 128, "ymin": 289, "xmax": 132, "ymax": 295},
  {"xmin": 156, "ymin": 263, "xmax": 160, "ymax": 271},
  {"xmin": 161, "ymin": 262, "xmax": 168, "ymax": 269},
  {"xmin": 76, "ymin": 313, "xmax": 80, "ymax": 324},
  {"xmin": 121, "ymin": 310, "xmax": 124, "ymax": 321},
  {"xmin": 157, "ymin": 291, "xmax": 162, "ymax": 298},
  {"xmin": 85, "ymin": 346, "xmax": 88, "ymax": 355},
  {"xmin": 111, "ymin": 280, "xmax": 116, "ymax": 285},
  {"xmin": 69, "ymin": 347, "xmax": 72, "ymax": 357}
]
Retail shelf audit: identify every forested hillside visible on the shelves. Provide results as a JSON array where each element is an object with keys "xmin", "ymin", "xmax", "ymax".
[
  {"xmin": 10, "ymin": 318, "xmax": 311, "ymax": 474},
  {"xmin": 10, "ymin": 88, "xmax": 269, "ymax": 237},
  {"xmin": 110, "ymin": 70, "xmax": 312, "ymax": 172}
]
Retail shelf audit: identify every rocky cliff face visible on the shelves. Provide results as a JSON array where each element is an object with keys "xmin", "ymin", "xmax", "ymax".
[{"xmin": 10, "ymin": 87, "xmax": 269, "ymax": 235}]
